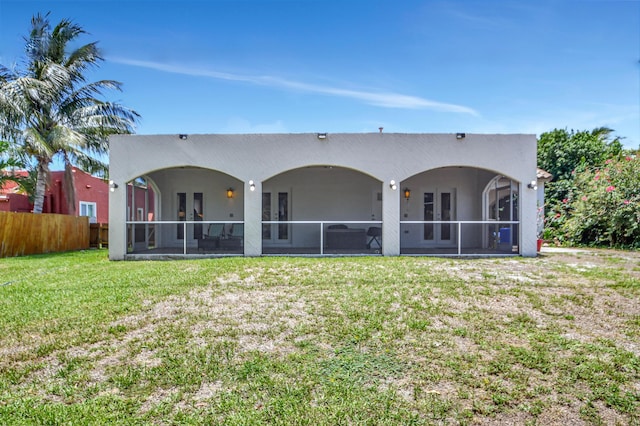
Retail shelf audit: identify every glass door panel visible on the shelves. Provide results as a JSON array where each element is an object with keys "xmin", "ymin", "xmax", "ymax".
[
  {"xmin": 177, "ymin": 192, "xmax": 204, "ymax": 241},
  {"xmin": 193, "ymin": 192, "xmax": 203, "ymax": 239},
  {"xmin": 440, "ymin": 192, "xmax": 451, "ymax": 241},
  {"xmin": 262, "ymin": 190, "xmax": 290, "ymax": 244},
  {"xmin": 278, "ymin": 192, "xmax": 289, "ymax": 240},
  {"xmin": 262, "ymin": 192, "xmax": 271, "ymax": 239},
  {"xmin": 177, "ymin": 192, "xmax": 186, "ymax": 239},
  {"xmin": 422, "ymin": 188, "xmax": 455, "ymax": 245},
  {"xmin": 423, "ymin": 192, "xmax": 434, "ymax": 240}
]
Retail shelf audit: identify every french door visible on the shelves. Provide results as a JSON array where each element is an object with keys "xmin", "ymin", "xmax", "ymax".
[
  {"xmin": 177, "ymin": 192, "xmax": 203, "ymax": 240},
  {"xmin": 423, "ymin": 188, "xmax": 456, "ymax": 245},
  {"xmin": 262, "ymin": 190, "xmax": 291, "ymax": 244}
]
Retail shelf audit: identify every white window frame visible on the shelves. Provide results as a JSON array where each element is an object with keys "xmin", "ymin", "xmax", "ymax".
[{"xmin": 79, "ymin": 201, "xmax": 97, "ymax": 223}]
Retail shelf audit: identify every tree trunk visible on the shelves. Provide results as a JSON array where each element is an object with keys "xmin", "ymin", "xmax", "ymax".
[
  {"xmin": 63, "ymin": 157, "xmax": 76, "ymax": 215},
  {"xmin": 31, "ymin": 161, "xmax": 49, "ymax": 214}
]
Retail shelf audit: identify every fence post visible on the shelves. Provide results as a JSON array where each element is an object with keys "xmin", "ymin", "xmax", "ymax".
[{"xmin": 183, "ymin": 222, "xmax": 187, "ymax": 254}]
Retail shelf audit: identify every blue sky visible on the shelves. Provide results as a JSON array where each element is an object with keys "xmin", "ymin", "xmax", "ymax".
[{"xmin": 1, "ymin": 0, "xmax": 639, "ymax": 149}]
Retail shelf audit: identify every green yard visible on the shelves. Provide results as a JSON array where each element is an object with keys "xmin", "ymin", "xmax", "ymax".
[{"xmin": 1, "ymin": 250, "xmax": 638, "ymax": 425}]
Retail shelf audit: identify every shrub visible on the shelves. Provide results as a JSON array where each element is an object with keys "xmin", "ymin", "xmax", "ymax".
[
  {"xmin": 538, "ymin": 127, "xmax": 622, "ymax": 205},
  {"xmin": 560, "ymin": 153, "xmax": 640, "ymax": 248}
]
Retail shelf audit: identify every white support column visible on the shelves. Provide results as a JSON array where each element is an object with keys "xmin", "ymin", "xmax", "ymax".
[
  {"xmin": 382, "ymin": 180, "xmax": 400, "ymax": 256},
  {"xmin": 521, "ymin": 182, "xmax": 538, "ymax": 257},
  {"xmin": 108, "ymin": 180, "xmax": 127, "ymax": 260},
  {"xmin": 244, "ymin": 180, "xmax": 262, "ymax": 256}
]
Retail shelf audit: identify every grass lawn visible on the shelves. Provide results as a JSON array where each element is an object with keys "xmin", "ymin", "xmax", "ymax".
[{"xmin": 0, "ymin": 249, "xmax": 638, "ymax": 425}]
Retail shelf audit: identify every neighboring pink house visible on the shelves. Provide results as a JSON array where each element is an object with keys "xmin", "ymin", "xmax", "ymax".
[
  {"xmin": 1, "ymin": 167, "xmax": 155, "ymax": 224},
  {"xmin": 127, "ymin": 182, "xmax": 155, "ymax": 222},
  {"xmin": 1, "ymin": 168, "xmax": 111, "ymax": 222},
  {"xmin": 0, "ymin": 170, "xmax": 31, "ymax": 213},
  {"xmin": 37, "ymin": 167, "xmax": 110, "ymax": 223}
]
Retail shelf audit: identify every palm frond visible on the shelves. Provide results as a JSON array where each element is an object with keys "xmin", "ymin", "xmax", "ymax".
[
  {"xmin": 65, "ymin": 42, "xmax": 102, "ymax": 76},
  {"xmin": 50, "ymin": 19, "xmax": 86, "ymax": 63},
  {"xmin": 14, "ymin": 168, "xmax": 38, "ymax": 202},
  {"xmin": 26, "ymin": 12, "xmax": 52, "ymax": 64},
  {"xmin": 22, "ymin": 128, "xmax": 54, "ymax": 159},
  {"xmin": 64, "ymin": 150, "xmax": 108, "ymax": 177}
]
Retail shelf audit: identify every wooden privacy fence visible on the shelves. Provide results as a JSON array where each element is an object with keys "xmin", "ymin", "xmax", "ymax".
[
  {"xmin": 89, "ymin": 223, "xmax": 109, "ymax": 248},
  {"xmin": 0, "ymin": 211, "xmax": 89, "ymax": 258}
]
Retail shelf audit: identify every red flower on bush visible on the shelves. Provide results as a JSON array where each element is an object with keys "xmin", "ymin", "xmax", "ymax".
[{"xmin": 557, "ymin": 150, "xmax": 639, "ymax": 248}]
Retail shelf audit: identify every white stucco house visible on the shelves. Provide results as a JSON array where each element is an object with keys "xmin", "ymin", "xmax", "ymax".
[{"xmin": 108, "ymin": 132, "xmax": 539, "ymax": 260}]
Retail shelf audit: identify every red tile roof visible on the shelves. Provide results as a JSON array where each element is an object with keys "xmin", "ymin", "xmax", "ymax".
[{"xmin": 0, "ymin": 170, "xmax": 28, "ymax": 194}]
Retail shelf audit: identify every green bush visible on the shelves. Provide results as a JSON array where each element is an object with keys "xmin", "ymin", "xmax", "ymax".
[
  {"xmin": 560, "ymin": 152, "xmax": 640, "ymax": 248},
  {"xmin": 538, "ymin": 128, "xmax": 622, "ymax": 204}
]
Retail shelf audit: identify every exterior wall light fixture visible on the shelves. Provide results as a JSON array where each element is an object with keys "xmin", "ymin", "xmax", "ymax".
[
  {"xmin": 109, "ymin": 180, "xmax": 118, "ymax": 192},
  {"xmin": 527, "ymin": 180, "xmax": 538, "ymax": 190},
  {"xmin": 249, "ymin": 180, "xmax": 256, "ymax": 191},
  {"xmin": 404, "ymin": 188, "xmax": 411, "ymax": 200},
  {"xmin": 227, "ymin": 188, "xmax": 234, "ymax": 198},
  {"xmin": 456, "ymin": 133, "xmax": 466, "ymax": 139},
  {"xmin": 389, "ymin": 180, "xmax": 397, "ymax": 190}
]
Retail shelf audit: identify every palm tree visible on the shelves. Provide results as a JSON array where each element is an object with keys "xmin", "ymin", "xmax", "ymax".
[
  {"xmin": 0, "ymin": 141, "xmax": 24, "ymax": 190},
  {"xmin": 0, "ymin": 12, "xmax": 139, "ymax": 213}
]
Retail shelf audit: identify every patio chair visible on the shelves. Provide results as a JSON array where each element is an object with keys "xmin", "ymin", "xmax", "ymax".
[
  {"xmin": 231, "ymin": 224, "xmax": 244, "ymax": 239},
  {"xmin": 366, "ymin": 226, "xmax": 382, "ymax": 249},
  {"xmin": 198, "ymin": 223, "xmax": 225, "ymax": 250},
  {"xmin": 223, "ymin": 223, "xmax": 234, "ymax": 238}
]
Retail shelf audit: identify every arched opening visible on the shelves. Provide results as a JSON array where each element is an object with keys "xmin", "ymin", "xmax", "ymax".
[
  {"xmin": 125, "ymin": 166, "xmax": 244, "ymax": 255},
  {"xmin": 399, "ymin": 167, "xmax": 520, "ymax": 255},
  {"xmin": 262, "ymin": 165, "xmax": 382, "ymax": 255}
]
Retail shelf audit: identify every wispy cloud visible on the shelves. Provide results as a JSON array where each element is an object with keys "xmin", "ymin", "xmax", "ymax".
[{"xmin": 110, "ymin": 57, "xmax": 478, "ymax": 115}]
